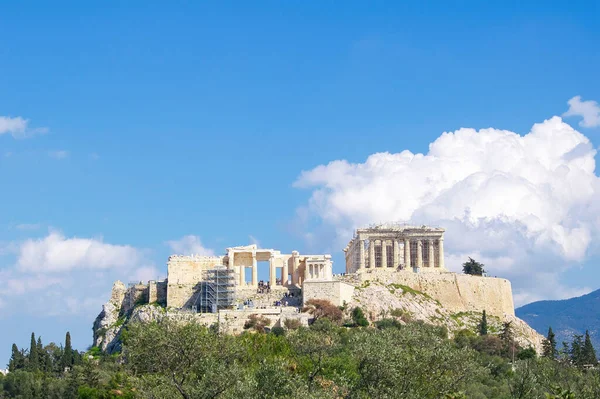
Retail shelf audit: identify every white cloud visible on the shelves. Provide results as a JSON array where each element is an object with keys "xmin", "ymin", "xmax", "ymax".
[
  {"xmin": 16, "ymin": 231, "xmax": 141, "ymax": 273},
  {"xmin": 294, "ymin": 116, "xmax": 599, "ymax": 306},
  {"xmin": 48, "ymin": 150, "xmax": 69, "ymax": 159},
  {"xmin": 0, "ymin": 116, "xmax": 48, "ymax": 138},
  {"xmin": 563, "ymin": 96, "xmax": 600, "ymax": 128},
  {"xmin": 166, "ymin": 235, "xmax": 215, "ymax": 256}
]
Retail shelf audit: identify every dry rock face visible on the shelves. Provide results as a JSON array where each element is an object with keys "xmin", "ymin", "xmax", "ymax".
[
  {"xmin": 93, "ymin": 277, "xmax": 543, "ymax": 354},
  {"xmin": 348, "ymin": 280, "xmax": 543, "ymax": 352}
]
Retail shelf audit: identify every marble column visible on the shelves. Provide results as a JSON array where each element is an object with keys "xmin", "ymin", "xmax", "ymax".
[
  {"xmin": 252, "ymin": 252, "xmax": 258, "ymax": 286},
  {"xmin": 228, "ymin": 251, "xmax": 234, "ymax": 270},
  {"xmin": 417, "ymin": 240, "xmax": 423, "ymax": 268},
  {"xmin": 292, "ymin": 252, "xmax": 300, "ymax": 285},
  {"xmin": 269, "ymin": 254, "xmax": 276, "ymax": 286},
  {"xmin": 282, "ymin": 258, "xmax": 289, "ymax": 286},
  {"xmin": 428, "ymin": 240, "xmax": 434, "ymax": 268},
  {"xmin": 368, "ymin": 240, "xmax": 375, "ymax": 268},
  {"xmin": 393, "ymin": 239, "xmax": 400, "ymax": 268},
  {"xmin": 358, "ymin": 240, "xmax": 365, "ymax": 271},
  {"xmin": 404, "ymin": 238, "xmax": 411, "ymax": 268},
  {"xmin": 438, "ymin": 238, "xmax": 445, "ymax": 269},
  {"xmin": 381, "ymin": 240, "xmax": 387, "ymax": 268}
]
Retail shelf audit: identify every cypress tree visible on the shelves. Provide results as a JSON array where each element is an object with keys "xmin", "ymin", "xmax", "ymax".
[
  {"xmin": 36, "ymin": 336, "xmax": 46, "ymax": 371},
  {"xmin": 542, "ymin": 326, "xmax": 557, "ymax": 359},
  {"xmin": 62, "ymin": 331, "xmax": 73, "ymax": 371},
  {"xmin": 478, "ymin": 310, "xmax": 488, "ymax": 336},
  {"xmin": 582, "ymin": 330, "xmax": 598, "ymax": 365},
  {"xmin": 500, "ymin": 321, "xmax": 514, "ymax": 357},
  {"xmin": 8, "ymin": 343, "xmax": 25, "ymax": 371},
  {"xmin": 28, "ymin": 332, "xmax": 39, "ymax": 371},
  {"xmin": 570, "ymin": 334, "xmax": 584, "ymax": 366}
]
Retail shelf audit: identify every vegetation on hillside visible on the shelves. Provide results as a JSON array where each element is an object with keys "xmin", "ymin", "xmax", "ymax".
[{"xmin": 2, "ymin": 308, "xmax": 600, "ymax": 398}]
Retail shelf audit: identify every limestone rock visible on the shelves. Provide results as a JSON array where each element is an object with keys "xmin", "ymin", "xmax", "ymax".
[
  {"xmin": 347, "ymin": 280, "xmax": 544, "ymax": 352},
  {"xmin": 93, "ymin": 281, "xmax": 127, "ymax": 353}
]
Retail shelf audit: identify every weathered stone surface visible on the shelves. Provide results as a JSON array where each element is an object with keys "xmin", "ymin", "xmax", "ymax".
[{"xmin": 347, "ymin": 280, "xmax": 543, "ymax": 352}]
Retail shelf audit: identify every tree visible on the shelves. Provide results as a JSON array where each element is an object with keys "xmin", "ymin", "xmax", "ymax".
[
  {"xmin": 351, "ymin": 306, "xmax": 369, "ymax": 327},
  {"xmin": 582, "ymin": 330, "xmax": 598, "ymax": 365},
  {"xmin": 8, "ymin": 343, "xmax": 25, "ymax": 372},
  {"xmin": 28, "ymin": 332, "xmax": 39, "ymax": 371},
  {"xmin": 462, "ymin": 257, "xmax": 485, "ymax": 276},
  {"xmin": 478, "ymin": 310, "xmax": 488, "ymax": 336},
  {"xmin": 62, "ymin": 331, "xmax": 73, "ymax": 371},
  {"xmin": 500, "ymin": 321, "xmax": 515, "ymax": 358},
  {"xmin": 542, "ymin": 326, "xmax": 557, "ymax": 359},
  {"xmin": 570, "ymin": 334, "xmax": 584, "ymax": 366}
]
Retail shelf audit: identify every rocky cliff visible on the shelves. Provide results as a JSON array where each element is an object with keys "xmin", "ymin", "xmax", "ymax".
[{"xmin": 94, "ymin": 278, "xmax": 543, "ymax": 354}]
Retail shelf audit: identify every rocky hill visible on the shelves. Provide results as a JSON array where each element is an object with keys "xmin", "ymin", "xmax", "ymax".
[
  {"xmin": 94, "ymin": 279, "xmax": 543, "ymax": 353},
  {"xmin": 516, "ymin": 288, "xmax": 600, "ymax": 350}
]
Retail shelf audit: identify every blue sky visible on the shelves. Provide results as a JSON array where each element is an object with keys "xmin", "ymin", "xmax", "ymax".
[{"xmin": 1, "ymin": 1, "xmax": 599, "ymax": 365}]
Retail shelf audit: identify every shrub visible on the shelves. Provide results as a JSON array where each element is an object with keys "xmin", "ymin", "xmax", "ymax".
[
  {"xmin": 283, "ymin": 318, "xmax": 301, "ymax": 330},
  {"xmin": 375, "ymin": 318, "xmax": 402, "ymax": 330},
  {"xmin": 271, "ymin": 326, "xmax": 285, "ymax": 337},
  {"xmin": 303, "ymin": 299, "xmax": 343, "ymax": 324},
  {"xmin": 244, "ymin": 314, "xmax": 271, "ymax": 333},
  {"xmin": 351, "ymin": 307, "xmax": 369, "ymax": 327}
]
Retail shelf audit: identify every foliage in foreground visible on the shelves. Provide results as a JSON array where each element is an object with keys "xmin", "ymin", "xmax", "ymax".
[{"xmin": 3, "ymin": 318, "xmax": 600, "ymax": 399}]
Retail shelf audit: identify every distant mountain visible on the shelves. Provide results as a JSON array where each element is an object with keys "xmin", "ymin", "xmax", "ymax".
[{"xmin": 516, "ymin": 289, "xmax": 600, "ymax": 350}]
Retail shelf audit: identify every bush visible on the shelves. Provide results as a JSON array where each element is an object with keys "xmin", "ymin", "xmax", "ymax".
[
  {"xmin": 375, "ymin": 318, "xmax": 402, "ymax": 330},
  {"xmin": 271, "ymin": 327, "xmax": 285, "ymax": 337},
  {"xmin": 303, "ymin": 299, "xmax": 343, "ymax": 324},
  {"xmin": 351, "ymin": 307, "xmax": 369, "ymax": 327},
  {"xmin": 283, "ymin": 318, "xmax": 301, "ymax": 330},
  {"xmin": 244, "ymin": 314, "xmax": 271, "ymax": 333}
]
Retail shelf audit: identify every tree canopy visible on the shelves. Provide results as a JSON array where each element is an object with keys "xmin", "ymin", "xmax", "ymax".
[{"xmin": 462, "ymin": 257, "xmax": 485, "ymax": 276}]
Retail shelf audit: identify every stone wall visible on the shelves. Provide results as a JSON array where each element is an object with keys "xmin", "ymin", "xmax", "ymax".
[
  {"xmin": 167, "ymin": 255, "xmax": 224, "ymax": 308},
  {"xmin": 303, "ymin": 280, "xmax": 355, "ymax": 307},
  {"xmin": 148, "ymin": 280, "xmax": 168, "ymax": 305},
  {"xmin": 355, "ymin": 269, "xmax": 514, "ymax": 319}
]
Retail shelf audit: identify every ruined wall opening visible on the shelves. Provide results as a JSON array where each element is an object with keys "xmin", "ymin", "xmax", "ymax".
[{"xmin": 375, "ymin": 244, "xmax": 382, "ymax": 267}]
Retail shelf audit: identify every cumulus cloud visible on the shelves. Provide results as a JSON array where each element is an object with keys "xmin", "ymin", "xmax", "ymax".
[
  {"xmin": 563, "ymin": 96, "xmax": 600, "ymax": 128},
  {"xmin": 0, "ymin": 231, "xmax": 154, "ymax": 318},
  {"xmin": 16, "ymin": 231, "xmax": 141, "ymax": 273},
  {"xmin": 0, "ymin": 116, "xmax": 48, "ymax": 138},
  {"xmin": 166, "ymin": 235, "xmax": 215, "ymax": 256},
  {"xmin": 294, "ymin": 116, "xmax": 599, "ymax": 305}
]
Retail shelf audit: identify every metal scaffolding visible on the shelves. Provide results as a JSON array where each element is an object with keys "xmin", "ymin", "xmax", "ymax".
[{"xmin": 194, "ymin": 266, "xmax": 236, "ymax": 313}]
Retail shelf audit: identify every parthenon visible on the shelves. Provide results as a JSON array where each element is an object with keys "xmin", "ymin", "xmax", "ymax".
[{"xmin": 344, "ymin": 224, "xmax": 446, "ymax": 273}]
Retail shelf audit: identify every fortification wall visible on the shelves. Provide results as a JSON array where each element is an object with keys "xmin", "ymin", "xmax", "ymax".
[
  {"xmin": 356, "ymin": 269, "xmax": 514, "ymax": 318},
  {"xmin": 148, "ymin": 280, "xmax": 168, "ymax": 305},
  {"xmin": 167, "ymin": 255, "xmax": 224, "ymax": 308},
  {"xmin": 303, "ymin": 280, "xmax": 355, "ymax": 307}
]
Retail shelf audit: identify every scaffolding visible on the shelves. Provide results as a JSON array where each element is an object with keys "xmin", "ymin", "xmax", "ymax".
[{"xmin": 194, "ymin": 266, "xmax": 236, "ymax": 313}]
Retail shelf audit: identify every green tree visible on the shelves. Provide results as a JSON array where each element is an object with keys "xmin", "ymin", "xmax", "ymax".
[
  {"xmin": 28, "ymin": 332, "xmax": 39, "ymax": 371},
  {"xmin": 478, "ymin": 310, "xmax": 488, "ymax": 336},
  {"xmin": 582, "ymin": 330, "xmax": 598, "ymax": 365},
  {"xmin": 8, "ymin": 343, "xmax": 25, "ymax": 371},
  {"xmin": 570, "ymin": 334, "xmax": 584, "ymax": 366},
  {"xmin": 351, "ymin": 306, "xmax": 369, "ymax": 327},
  {"xmin": 542, "ymin": 327, "xmax": 557, "ymax": 359},
  {"xmin": 462, "ymin": 257, "xmax": 485, "ymax": 276},
  {"xmin": 62, "ymin": 331, "xmax": 73, "ymax": 371},
  {"xmin": 500, "ymin": 321, "xmax": 515, "ymax": 358}
]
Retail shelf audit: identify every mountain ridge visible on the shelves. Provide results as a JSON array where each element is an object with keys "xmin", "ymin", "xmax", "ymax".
[{"xmin": 516, "ymin": 288, "xmax": 600, "ymax": 349}]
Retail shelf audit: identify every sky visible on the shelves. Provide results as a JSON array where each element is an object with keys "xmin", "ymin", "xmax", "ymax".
[{"xmin": 1, "ymin": 1, "xmax": 599, "ymax": 365}]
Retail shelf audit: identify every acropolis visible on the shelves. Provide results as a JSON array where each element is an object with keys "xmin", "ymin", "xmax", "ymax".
[{"xmin": 95, "ymin": 223, "xmax": 523, "ymax": 351}]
